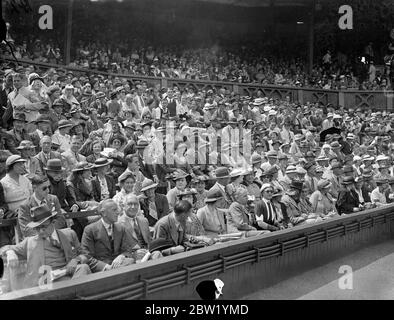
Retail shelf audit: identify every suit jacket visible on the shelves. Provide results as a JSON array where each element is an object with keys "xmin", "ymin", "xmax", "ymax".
[
  {"xmin": 19, "ymin": 194, "xmax": 66, "ymax": 238},
  {"xmin": 227, "ymin": 202, "xmax": 253, "ymax": 233},
  {"xmin": 62, "ymin": 150, "xmax": 86, "ymax": 174},
  {"xmin": 24, "ymin": 157, "xmax": 43, "ymax": 178},
  {"xmin": 8, "ymin": 228, "xmax": 82, "ymax": 289},
  {"xmin": 35, "ymin": 150, "xmax": 62, "ymax": 173},
  {"xmin": 118, "ymin": 214, "xmax": 151, "ymax": 249},
  {"xmin": 91, "ymin": 175, "xmax": 117, "ymax": 202},
  {"xmin": 336, "ymin": 189, "xmax": 360, "ymax": 215},
  {"xmin": 140, "ymin": 193, "xmax": 170, "ymax": 227},
  {"xmin": 153, "ymin": 212, "xmax": 187, "ymax": 247},
  {"xmin": 6, "ymin": 128, "xmax": 32, "ymax": 154},
  {"xmin": 81, "ymin": 220, "xmax": 137, "ymax": 272},
  {"xmin": 138, "ymin": 153, "xmax": 155, "ymax": 180},
  {"xmin": 255, "ymin": 200, "xmax": 279, "ymax": 227}
]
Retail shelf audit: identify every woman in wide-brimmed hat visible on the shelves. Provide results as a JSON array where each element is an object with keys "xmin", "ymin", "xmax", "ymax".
[
  {"xmin": 196, "ymin": 189, "xmax": 227, "ymax": 237},
  {"xmin": 309, "ymin": 179, "xmax": 337, "ymax": 218},
  {"xmin": 226, "ymin": 167, "xmax": 249, "ymax": 202},
  {"xmin": 166, "ymin": 169, "xmax": 190, "ymax": 212},
  {"xmin": 112, "ymin": 171, "xmax": 137, "ymax": 213},
  {"xmin": 67, "ymin": 162, "xmax": 97, "ymax": 208}
]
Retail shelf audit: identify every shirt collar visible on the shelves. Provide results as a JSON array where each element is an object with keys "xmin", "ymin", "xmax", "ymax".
[
  {"xmin": 33, "ymin": 193, "xmax": 46, "ymax": 205},
  {"xmin": 51, "ymin": 229, "xmax": 59, "ymax": 242},
  {"xmin": 101, "ymin": 218, "xmax": 111, "ymax": 231}
]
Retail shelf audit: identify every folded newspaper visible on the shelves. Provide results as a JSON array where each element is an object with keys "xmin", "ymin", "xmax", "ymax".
[{"xmin": 50, "ymin": 269, "xmax": 67, "ymax": 281}]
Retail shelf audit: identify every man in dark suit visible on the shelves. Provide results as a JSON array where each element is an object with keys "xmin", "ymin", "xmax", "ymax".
[
  {"xmin": 18, "ymin": 175, "xmax": 67, "ymax": 238},
  {"xmin": 91, "ymin": 158, "xmax": 117, "ymax": 202},
  {"xmin": 254, "ymin": 184, "xmax": 281, "ymax": 231},
  {"xmin": 81, "ymin": 199, "xmax": 140, "ymax": 272},
  {"xmin": 30, "ymin": 115, "xmax": 52, "ymax": 148},
  {"xmin": 153, "ymin": 200, "xmax": 190, "ymax": 256},
  {"xmin": 2, "ymin": 204, "xmax": 92, "ymax": 289},
  {"xmin": 140, "ymin": 179, "xmax": 170, "ymax": 227},
  {"xmin": 0, "ymin": 70, "xmax": 14, "ymax": 120},
  {"xmin": 5, "ymin": 114, "xmax": 32, "ymax": 154},
  {"xmin": 34, "ymin": 135, "xmax": 63, "ymax": 173},
  {"xmin": 208, "ymin": 167, "xmax": 232, "ymax": 209},
  {"xmin": 134, "ymin": 140, "xmax": 157, "ymax": 181}
]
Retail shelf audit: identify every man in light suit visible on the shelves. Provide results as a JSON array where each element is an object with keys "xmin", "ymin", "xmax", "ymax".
[
  {"xmin": 61, "ymin": 135, "xmax": 86, "ymax": 174},
  {"xmin": 2, "ymin": 204, "xmax": 92, "ymax": 290},
  {"xmin": 118, "ymin": 194, "xmax": 152, "ymax": 249},
  {"xmin": 16, "ymin": 140, "xmax": 43, "ymax": 178},
  {"xmin": 81, "ymin": 199, "xmax": 139, "ymax": 272},
  {"xmin": 227, "ymin": 189, "xmax": 264, "ymax": 237},
  {"xmin": 34, "ymin": 135, "xmax": 62, "ymax": 173},
  {"xmin": 208, "ymin": 167, "xmax": 232, "ymax": 209},
  {"xmin": 19, "ymin": 175, "xmax": 67, "ymax": 238}
]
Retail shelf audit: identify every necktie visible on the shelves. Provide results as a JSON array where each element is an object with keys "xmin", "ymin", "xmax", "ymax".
[
  {"xmin": 133, "ymin": 218, "xmax": 142, "ymax": 240},
  {"xmin": 108, "ymin": 225, "xmax": 114, "ymax": 253},
  {"xmin": 75, "ymin": 152, "xmax": 80, "ymax": 162},
  {"xmin": 50, "ymin": 236, "xmax": 61, "ymax": 248},
  {"xmin": 267, "ymin": 201, "xmax": 274, "ymax": 222}
]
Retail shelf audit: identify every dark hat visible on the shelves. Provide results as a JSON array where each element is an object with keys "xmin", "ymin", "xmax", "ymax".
[
  {"xmin": 266, "ymin": 150, "xmax": 278, "ymax": 158},
  {"xmin": 35, "ymin": 114, "xmax": 51, "ymax": 123},
  {"xmin": 204, "ymin": 189, "xmax": 223, "ymax": 203},
  {"xmin": 29, "ymin": 74, "xmax": 44, "ymax": 85},
  {"xmin": 149, "ymin": 238, "xmax": 174, "ymax": 252},
  {"xmin": 47, "ymin": 85, "xmax": 61, "ymax": 96},
  {"xmin": 110, "ymin": 91, "xmax": 118, "ymax": 99},
  {"xmin": 44, "ymin": 159, "xmax": 65, "ymax": 172},
  {"xmin": 289, "ymin": 180, "xmax": 304, "ymax": 190},
  {"xmin": 93, "ymin": 157, "xmax": 113, "ymax": 168},
  {"xmin": 214, "ymin": 167, "xmax": 230, "ymax": 179},
  {"xmin": 108, "ymin": 134, "xmax": 127, "ymax": 145},
  {"xmin": 26, "ymin": 204, "xmax": 57, "ymax": 229},
  {"xmin": 375, "ymin": 176, "xmax": 388, "ymax": 185},
  {"xmin": 177, "ymin": 188, "xmax": 197, "ymax": 198},
  {"xmin": 331, "ymin": 162, "xmax": 342, "ymax": 170},
  {"xmin": 304, "ymin": 162, "xmax": 316, "ymax": 171},
  {"xmin": 341, "ymin": 176, "xmax": 355, "ymax": 185},
  {"xmin": 57, "ymin": 119, "xmax": 73, "ymax": 129},
  {"xmin": 13, "ymin": 113, "xmax": 27, "ymax": 122},
  {"xmin": 343, "ymin": 165, "xmax": 353, "ymax": 173},
  {"xmin": 95, "ymin": 91, "xmax": 106, "ymax": 99},
  {"xmin": 251, "ymin": 154, "xmax": 262, "ymax": 164}
]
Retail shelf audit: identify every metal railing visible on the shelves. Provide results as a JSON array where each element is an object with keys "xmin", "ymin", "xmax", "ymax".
[
  {"xmin": 2, "ymin": 57, "xmax": 393, "ymax": 111},
  {"xmin": 2, "ymin": 203, "xmax": 394, "ymax": 300}
]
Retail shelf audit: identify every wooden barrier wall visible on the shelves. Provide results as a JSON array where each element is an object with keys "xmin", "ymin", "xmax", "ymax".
[{"xmin": 2, "ymin": 204, "xmax": 394, "ymax": 300}]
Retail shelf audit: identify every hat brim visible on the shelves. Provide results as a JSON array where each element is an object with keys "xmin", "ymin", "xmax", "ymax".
[
  {"xmin": 173, "ymin": 174, "xmax": 189, "ymax": 180},
  {"xmin": 205, "ymin": 196, "xmax": 223, "ymax": 203},
  {"xmin": 44, "ymin": 166, "xmax": 65, "ymax": 172},
  {"xmin": 141, "ymin": 183, "xmax": 158, "ymax": 192},
  {"xmin": 93, "ymin": 159, "xmax": 113, "ymax": 168},
  {"xmin": 58, "ymin": 124, "xmax": 73, "ymax": 129},
  {"xmin": 26, "ymin": 212, "xmax": 57, "ymax": 229},
  {"xmin": 72, "ymin": 165, "xmax": 94, "ymax": 172}
]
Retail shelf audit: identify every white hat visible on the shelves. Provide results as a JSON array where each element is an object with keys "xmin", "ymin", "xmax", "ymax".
[
  {"xmin": 322, "ymin": 143, "xmax": 331, "ymax": 149},
  {"xmin": 260, "ymin": 183, "xmax": 273, "ymax": 192},
  {"xmin": 65, "ymin": 84, "xmax": 74, "ymax": 90},
  {"xmin": 263, "ymin": 106, "xmax": 271, "ymax": 112},
  {"xmin": 333, "ymin": 114, "xmax": 342, "ymax": 119},
  {"xmin": 376, "ymin": 155, "xmax": 389, "ymax": 162},
  {"xmin": 353, "ymin": 155, "xmax": 361, "ymax": 161},
  {"xmin": 285, "ymin": 165, "xmax": 297, "ymax": 174},
  {"xmin": 268, "ymin": 110, "xmax": 277, "ymax": 116},
  {"xmin": 327, "ymin": 113, "xmax": 333, "ymax": 118}
]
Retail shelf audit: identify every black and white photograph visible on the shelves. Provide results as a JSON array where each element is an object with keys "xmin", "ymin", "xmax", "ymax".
[{"xmin": 0, "ymin": 0, "xmax": 394, "ymax": 305}]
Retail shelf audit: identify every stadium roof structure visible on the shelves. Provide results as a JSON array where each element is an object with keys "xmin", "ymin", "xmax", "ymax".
[{"xmin": 190, "ymin": 0, "xmax": 312, "ymax": 7}]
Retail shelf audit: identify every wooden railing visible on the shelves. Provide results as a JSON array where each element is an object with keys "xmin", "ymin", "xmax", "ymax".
[
  {"xmin": 2, "ymin": 204, "xmax": 394, "ymax": 300},
  {"xmin": 2, "ymin": 57, "xmax": 393, "ymax": 111}
]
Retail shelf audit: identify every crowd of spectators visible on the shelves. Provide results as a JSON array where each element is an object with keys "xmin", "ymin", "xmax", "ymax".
[
  {"xmin": 2, "ymin": 35, "xmax": 392, "ymax": 91},
  {"xmin": 0, "ymin": 38, "xmax": 394, "ymax": 294}
]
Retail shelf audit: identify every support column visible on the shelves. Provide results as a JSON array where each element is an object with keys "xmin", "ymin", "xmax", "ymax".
[
  {"xmin": 65, "ymin": 0, "xmax": 74, "ymax": 65},
  {"xmin": 307, "ymin": 0, "xmax": 315, "ymax": 74}
]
